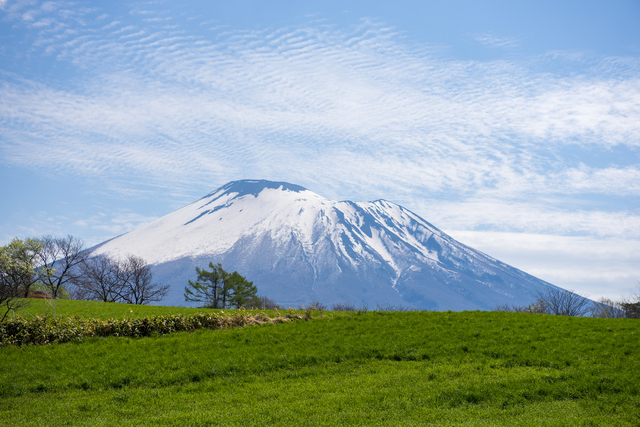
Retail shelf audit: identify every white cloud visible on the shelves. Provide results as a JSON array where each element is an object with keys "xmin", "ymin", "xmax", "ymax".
[
  {"xmin": 110, "ymin": 24, "xmax": 135, "ymax": 35},
  {"xmin": 21, "ymin": 9, "xmax": 38, "ymax": 21},
  {"xmin": 564, "ymin": 165, "xmax": 640, "ymax": 194},
  {"xmin": 32, "ymin": 17, "xmax": 54, "ymax": 27},
  {"xmin": 0, "ymin": 208, "xmax": 159, "ymax": 247},
  {"xmin": 91, "ymin": 211, "xmax": 158, "ymax": 235},
  {"xmin": 129, "ymin": 9, "xmax": 157, "ymax": 16},
  {"xmin": 40, "ymin": 1, "xmax": 59, "ymax": 13},
  {"xmin": 0, "ymin": 10, "xmax": 638, "ymax": 244},
  {"xmin": 143, "ymin": 17, "xmax": 171, "ymax": 23},
  {"xmin": 412, "ymin": 199, "xmax": 640, "ymax": 239},
  {"xmin": 446, "ymin": 230, "xmax": 640, "ymax": 301},
  {"xmin": 474, "ymin": 32, "xmax": 520, "ymax": 48},
  {"xmin": 102, "ymin": 20, "xmax": 120, "ymax": 29}
]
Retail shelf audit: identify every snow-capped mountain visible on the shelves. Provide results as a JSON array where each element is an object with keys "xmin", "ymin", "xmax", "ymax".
[{"xmin": 91, "ymin": 179, "xmax": 559, "ymax": 310}]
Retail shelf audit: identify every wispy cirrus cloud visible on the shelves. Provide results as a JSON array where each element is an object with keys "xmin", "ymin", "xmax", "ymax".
[
  {"xmin": 474, "ymin": 32, "xmax": 520, "ymax": 48},
  {"xmin": 0, "ymin": 207, "xmax": 158, "ymax": 247},
  {"xmin": 418, "ymin": 199, "xmax": 640, "ymax": 239},
  {"xmin": 446, "ymin": 230, "xmax": 640, "ymax": 299},
  {"xmin": 0, "ymin": 1, "xmax": 639, "ymax": 242}
]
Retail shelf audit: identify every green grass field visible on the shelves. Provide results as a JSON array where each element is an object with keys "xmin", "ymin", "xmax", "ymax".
[
  {"xmin": 1, "ymin": 302, "xmax": 639, "ymax": 426},
  {"xmin": 14, "ymin": 298, "xmax": 223, "ymax": 319}
]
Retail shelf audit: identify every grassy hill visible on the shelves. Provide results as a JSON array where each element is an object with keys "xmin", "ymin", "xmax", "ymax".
[
  {"xmin": 14, "ymin": 298, "xmax": 224, "ymax": 319},
  {"xmin": 0, "ymin": 302, "xmax": 638, "ymax": 426}
]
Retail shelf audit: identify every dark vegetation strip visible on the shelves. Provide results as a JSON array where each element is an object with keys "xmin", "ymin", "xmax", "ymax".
[{"xmin": 0, "ymin": 309, "xmax": 304, "ymax": 346}]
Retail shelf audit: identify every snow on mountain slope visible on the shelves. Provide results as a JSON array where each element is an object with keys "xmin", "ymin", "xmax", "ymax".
[{"xmin": 91, "ymin": 179, "xmax": 560, "ymax": 310}]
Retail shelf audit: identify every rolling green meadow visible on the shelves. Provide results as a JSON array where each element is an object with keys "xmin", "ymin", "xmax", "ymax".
[{"xmin": 1, "ymin": 300, "xmax": 639, "ymax": 426}]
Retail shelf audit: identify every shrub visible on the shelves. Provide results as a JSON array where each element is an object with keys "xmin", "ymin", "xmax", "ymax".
[
  {"xmin": 495, "ymin": 303, "xmax": 547, "ymax": 314},
  {"xmin": 245, "ymin": 295, "xmax": 284, "ymax": 310},
  {"xmin": 0, "ymin": 309, "xmax": 304, "ymax": 346},
  {"xmin": 306, "ymin": 301, "xmax": 326, "ymax": 311}
]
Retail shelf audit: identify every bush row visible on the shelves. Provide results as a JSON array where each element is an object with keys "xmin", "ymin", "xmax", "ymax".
[{"xmin": 0, "ymin": 309, "xmax": 303, "ymax": 346}]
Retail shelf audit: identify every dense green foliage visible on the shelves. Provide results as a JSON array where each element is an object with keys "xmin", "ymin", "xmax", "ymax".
[
  {"xmin": 0, "ymin": 307, "xmax": 638, "ymax": 426},
  {"xmin": 0, "ymin": 309, "xmax": 301, "ymax": 346}
]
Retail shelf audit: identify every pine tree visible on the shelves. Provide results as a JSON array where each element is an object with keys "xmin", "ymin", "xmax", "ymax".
[
  {"xmin": 184, "ymin": 263, "xmax": 256, "ymax": 309},
  {"xmin": 227, "ymin": 271, "xmax": 258, "ymax": 308}
]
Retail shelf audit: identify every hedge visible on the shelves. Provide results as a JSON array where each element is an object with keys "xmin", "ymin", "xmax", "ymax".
[{"xmin": 0, "ymin": 309, "xmax": 304, "ymax": 346}]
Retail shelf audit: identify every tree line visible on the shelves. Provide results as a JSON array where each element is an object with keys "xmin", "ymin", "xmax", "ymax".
[
  {"xmin": 0, "ymin": 236, "xmax": 169, "ymax": 320},
  {"xmin": 1, "ymin": 235, "xmax": 263, "ymax": 320},
  {"xmin": 496, "ymin": 286, "xmax": 640, "ymax": 318},
  {"xmin": 4, "ymin": 235, "xmax": 639, "ymax": 319}
]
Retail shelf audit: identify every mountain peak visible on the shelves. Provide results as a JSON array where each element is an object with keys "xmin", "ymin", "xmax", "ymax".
[
  {"xmin": 205, "ymin": 179, "xmax": 308, "ymax": 200},
  {"xmin": 92, "ymin": 179, "xmax": 559, "ymax": 310}
]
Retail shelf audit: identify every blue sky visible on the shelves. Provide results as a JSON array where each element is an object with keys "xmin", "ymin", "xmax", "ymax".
[{"xmin": 1, "ymin": 0, "xmax": 639, "ymax": 300}]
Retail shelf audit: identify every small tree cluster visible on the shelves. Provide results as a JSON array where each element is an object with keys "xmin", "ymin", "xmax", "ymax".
[
  {"xmin": 535, "ymin": 287, "xmax": 591, "ymax": 317},
  {"xmin": 374, "ymin": 302, "xmax": 414, "ymax": 312},
  {"xmin": 184, "ymin": 262, "xmax": 257, "ymax": 309},
  {"xmin": 37, "ymin": 235, "xmax": 86, "ymax": 299},
  {"xmin": 307, "ymin": 300, "xmax": 327, "ymax": 311},
  {"xmin": 1, "ymin": 235, "xmax": 87, "ymax": 318},
  {"xmin": 331, "ymin": 300, "xmax": 358, "ymax": 311},
  {"xmin": 72, "ymin": 254, "xmax": 169, "ymax": 305},
  {"xmin": 497, "ymin": 284, "xmax": 640, "ymax": 319},
  {"xmin": 495, "ymin": 302, "xmax": 547, "ymax": 314},
  {"xmin": 590, "ymin": 298, "xmax": 627, "ymax": 319},
  {"xmin": 496, "ymin": 287, "xmax": 590, "ymax": 317},
  {"xmin": 245, "ymin": 295, "xmax": 284, "ymax": 310},
  {"xmin": 590, "ymin": 284, "xmax": 640, "ymax": 319},
  {"xmin": 0, "ymin": 238, "xmax": 45, "ymax": 320}
]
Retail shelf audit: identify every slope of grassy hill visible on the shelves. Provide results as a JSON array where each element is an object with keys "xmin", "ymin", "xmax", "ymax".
[
  {"xmin": 0, "ymin": 304, "xmax": 638, "ymax": 426},
  {"xmin": 13, "ymin": 298, "xmax": 221, "ymax": 319}
]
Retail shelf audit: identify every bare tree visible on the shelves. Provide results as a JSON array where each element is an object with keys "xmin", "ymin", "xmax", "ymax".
[
  {"xmin": 374, "ymin": 303, "xmax": 414, "ymax": 312},
  {"xmin": 535, "ymin": 288, "xmax": 590, "ymax": 317},
  {"xmin": 73, "ymin": 254, "xmax": 169, "ymax": 305},
  {"xmin": 623, "ymin": 283, "xmax": 640, "ymax": 319},
  {"xmin": 331, "ymin": 299, "xmax": 369, "ymax": 311},
  {"xmin": 620, "ymin": 287, "xmax": 640, "ymax": 319},
  {"xmin": 590, "ymin": 298, "xmax": 626, "ymax": 318},
  {"xmin": 72, "ymin": 255, "xmax": 122, "ymax": 302},
  {"xmin": 37, "ymin": 235, "xmax": 86, "ymax": 299},
  {"xmin": 609, "ymin": 282, "xmax": 640, "ymax": 318},
  {"xmin": 622, "ymin": 302, "xmax": 640, "ymax": 319},
  {"xmin": 116, "ymin": 255, "xmax": 169, "ymax": 305}
]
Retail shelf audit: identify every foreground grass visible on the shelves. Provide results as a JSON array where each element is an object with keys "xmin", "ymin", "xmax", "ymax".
[{"xmin": 1, "ymin": 309, "xmax": 639, "ymax": 426}]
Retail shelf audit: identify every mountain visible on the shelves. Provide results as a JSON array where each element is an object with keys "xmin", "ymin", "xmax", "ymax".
[{"xmin": 90, "ymin": 179, "xmax": 560, "ymax": 310}]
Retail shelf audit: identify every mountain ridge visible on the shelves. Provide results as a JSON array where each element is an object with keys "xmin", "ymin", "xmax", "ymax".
[{"xmin": 90, "ymin": 179, "xmax": 559, "ymax": 310}]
